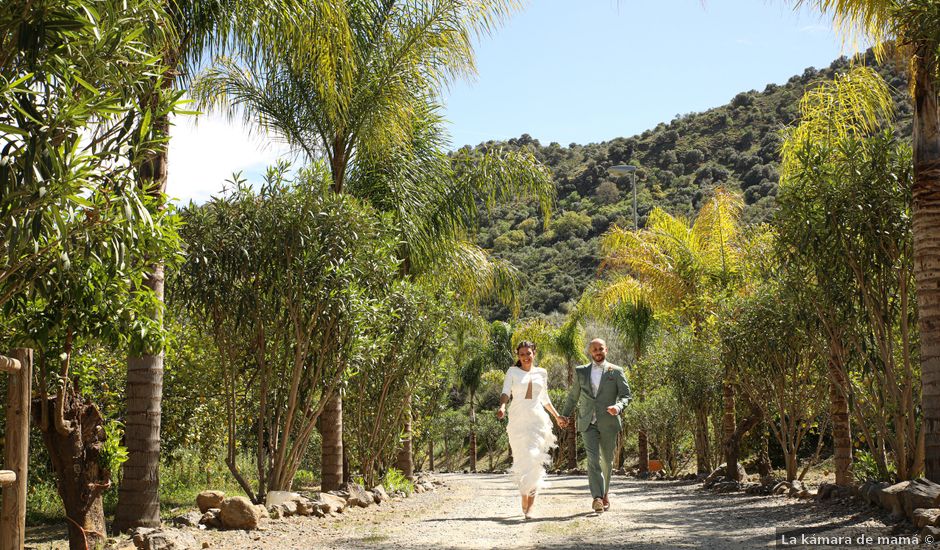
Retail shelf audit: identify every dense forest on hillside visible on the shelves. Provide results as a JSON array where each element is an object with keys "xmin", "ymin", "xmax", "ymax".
[{"xmin": 471, "ymin": 52, "xmax": 913, "ymax": 319}]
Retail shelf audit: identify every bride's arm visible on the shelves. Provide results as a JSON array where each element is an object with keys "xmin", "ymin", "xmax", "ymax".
[
  {"xmin": 497, "ymin": 369, "xmax": 513, "ymax": 419},
  {"xmin": 540, "ymin": 371, "xmax": 562, "ymax": 423}
]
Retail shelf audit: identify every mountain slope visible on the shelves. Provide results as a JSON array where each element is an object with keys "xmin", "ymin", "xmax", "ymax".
[{"xmin": 470, "ymin": 52, "xmax": 912, "ymax": 318}]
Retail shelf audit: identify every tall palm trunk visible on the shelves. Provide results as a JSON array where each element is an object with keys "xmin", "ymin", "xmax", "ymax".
[
  {"xmin": 565, "ymin": 357, "xmax": 577, "ymax": 469},
  {"xmin": 319, "ymin": 393, "xmax": 343, "ymax": 490},
  {"xmin": 113, "ymin": 104, "xmax": 170, "ymax": 531},
  {"xmin": 395, "ymin": 392, "xmax": 414, "ymax": 479},
  {"xmin": 720, "ymin": 377, "xmax": 739, "ymax": 480},
  {"xmin": 468, "ymin": 391, "xmax": 477, "ymax": 472},
  {"xmin": 634, "ymin": 345, "xmax": 649, "ymax": 475},
  {"xmin": 828, "ymin": 353, "xmax": 853, "ymax": 485},
  {"xmin": 913, "ymin": 52, "xmax": 940, "ymax": 482}
]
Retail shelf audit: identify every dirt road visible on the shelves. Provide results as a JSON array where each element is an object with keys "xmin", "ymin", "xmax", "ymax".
[{"xmin": 186, "ymin": 473, "xmax": 914, "ymax": 549}]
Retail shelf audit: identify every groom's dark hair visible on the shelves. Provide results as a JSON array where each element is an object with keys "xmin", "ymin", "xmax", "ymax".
[{"xmin": 514, "ymin": 341, "xmax": 537, "ymax": 367}]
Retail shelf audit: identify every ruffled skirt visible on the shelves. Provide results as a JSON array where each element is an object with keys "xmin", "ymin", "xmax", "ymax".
[{"xmin": 507, "ymin": 403, "xmax": 557, "ymax": 495}]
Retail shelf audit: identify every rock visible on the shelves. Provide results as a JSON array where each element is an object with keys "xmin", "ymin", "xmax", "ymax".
[
  {"xmin": 772, "ymin": 481, "xmax": 790, "ymax": 496},
  {"xmin": 712, "ymin": 481, "xmax": 741, "ymax": 493},
  {"xmin": 372, "ymin": 485, "xmax": 390, "ymax": 504},
  {"xmin": 863, "ymin": 481, "xmax": 890, "ymax": 506},
  {"xmin": 913, "ymin": 508, "xmax": 940, "ymax": 529},
  {"xmin": 816, "ymin": 482, "xmax": 837, "ymax": 501},
  {"xmin": 296, "ymin": 498, "xmax": 316, "ymax": 516},
  {"xmin": 255, "ymin": 504, "xmax": 269, "ymax": 519},
  {"xmin": 265, "ymin": 490, "xmax": 300, "ymax": 507},
  {"xmin": 344, "ymin": 482, "xmax": 374, "ymax": 508},
  {"xmin": 704, "ymin": 463, "xmax": 748, "ymax": 485},
  {"xmin": 420, "ymin": 481, "xmax": 434, "ymax": 492},
  {"xmin": 308, "ymin": 501, "xmax": 326, "ymax": 518},
  {"xmin": 131, "ymin": 529, "xmax": 198, "ymax": 550},
  {"xmin": 281, "ymin": 500, "xmax": 298, "ymax": 516},
  {"xmin": 788, "ymin": 480, "xmax": 806, "ymax": 498},
  {"xmin": 316, "ymin": 492, "xmax": 347, "ymax": 514},
  {"xmin": 414, "ymin": 483, "xmax": 425, "ymax": 493},
  {"xmin": 200, "ymin": 510, "xmax": 221, "ymax": 529},
  {"xmin": 901, "ymin": 478, "xmax": 940, "ymax": 520},
  {"xmin": 196, "ymin": 491, "xmax": 225, "ymax": 514},
  {"xmin": 878, "ymin": 481, "xmax": 912, "ymax": 518},
  {"xmin": 171, "ymin": 511, "xmax": 203, "ymax": 528},
  {"xmin": 219, "ymin": 496, "xmax": 262, "ymax": 530},
  {"xmin": 921, "ymin": 525, "xmax": 940, "ymax": 541}
]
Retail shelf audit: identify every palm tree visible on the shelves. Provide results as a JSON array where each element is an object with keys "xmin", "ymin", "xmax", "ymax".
[
  {"xmin": 777, "ymin": 65, "xmax": 896, "ymax": 485},
  {"xmin": 460, "ymin": 352, "xmax": 487, "ymax": 472},
  {"xmin": 785, "ymin": 0, "xmax": 940, "ymax": 482},
  {"xmin": 598, "ymin": 188, "xmax": 745, "ymax": 475},
  {"xmin": 114, "ymin": 0, "xmax": 350, "ymax": 531},
  {"xmin": 191, "ymin": 0, "xmax": 552, "ymax": 490}
]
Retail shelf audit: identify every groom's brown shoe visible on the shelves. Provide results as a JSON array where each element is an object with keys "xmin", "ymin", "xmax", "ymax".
[
  {"xmin": 592, "ymin": 497, "xmax": 604, "ymax": 513},
  {"xmin": 602, "ymin": 494, "xmax": 610, "ymax": 511}
]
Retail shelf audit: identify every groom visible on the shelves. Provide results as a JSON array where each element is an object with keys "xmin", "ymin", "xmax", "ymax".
[{"xmin": 559, "ymin": 338, "xmax": 632, "ymax": 513}]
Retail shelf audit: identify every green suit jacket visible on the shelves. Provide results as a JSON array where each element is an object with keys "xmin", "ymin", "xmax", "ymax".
[{"xmin": 561, "ymin": 362, "xmax": 632, "ymax": 433}]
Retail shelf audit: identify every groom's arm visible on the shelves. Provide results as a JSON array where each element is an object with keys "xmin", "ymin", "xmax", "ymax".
[
  {"xmin": 613, "ymin": 368, "xmax": 632, "ymax": 413},
  {"xmin": 561, "ymin": 370, "xmax": 581, "ymax": 418}
]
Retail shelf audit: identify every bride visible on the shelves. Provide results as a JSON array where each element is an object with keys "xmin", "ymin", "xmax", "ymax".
[{"xmin": 496, "ymin": 341, "xmax": 561, "ymax": 519}]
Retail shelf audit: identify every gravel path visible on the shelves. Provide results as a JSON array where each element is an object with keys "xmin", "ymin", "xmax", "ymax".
[{"xmin": 186, "ymin": 473, "xmax": 918, "ymax": 549}]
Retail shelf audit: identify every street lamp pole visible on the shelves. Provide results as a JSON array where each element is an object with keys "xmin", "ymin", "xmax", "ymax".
[{"xmin": 609, "ymin": 165, "xmax": 639, "ymax": 230}]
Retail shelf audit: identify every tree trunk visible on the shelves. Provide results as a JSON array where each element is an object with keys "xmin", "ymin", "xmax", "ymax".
[
  {"xmin": 638, "ymin": 430, "xmax": 649, "ymax": 474},
  {"xmin": 469, "ymin": 396, "xmax": 477, "ymax": 473},
  {"xmin": 723, "ymin": 395, "xmax": 761, "ymax": 482},
  {"xmin": 469, "ymin": 430, "xmax": 477, "ymax": 472},
  {"xmin": 694, "ymin": 408, "xmax": 711, "ymax": 474},
  {"xmin": 114, "ymin": 97, "xmax": 170, "ymax": 532},
  {"xmin": 757, "ymin": 421, "xmax": 771, "ymax": 479},
  {"xmin": 828, "ymin": 356, "xmax": 853, "ymax": 486},
  {"xmin": 428, "ymin": 439, "xmax": 435, "ymax": 472},
  {"xmin": 394, "ymin": 392, "xmax": 414, "ymax": 479},
  {"xmin": 912, "ymin": 52, "xmax": 940, "ymax": 483},
  {"xmin": 35, "ymin": 391, "xmax": 110, "ymax": 549},
  {"xmin": 319, "ymin": 393, "xmax": 343, "ymax": 491},
  {"xmin": 443, "ymin": 438, "xmax": 450, "ymax": 471},
  {"xmin": 721, "ymin": 374, "xmax": 737, "ymax": 479}
]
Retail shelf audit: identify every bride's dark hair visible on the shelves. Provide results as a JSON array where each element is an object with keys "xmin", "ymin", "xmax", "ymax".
[{"xmin": 514, "ymin": 341, "xmax": 536, "ymax": 367}]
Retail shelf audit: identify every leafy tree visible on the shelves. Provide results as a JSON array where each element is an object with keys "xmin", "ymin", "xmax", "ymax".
[
  {"xmin": 174, "ymin": 166, "xmax": 395, "ymax": 502},
  {"xmin": 784, "ymin": 0, "xmax": 940, "ymax": 482},
  {"xmin": 115, "ymin": 0, "xmax": 352, "ymax": 529},
  {"xmin": 191, "ymin": 0, "xmax": 553, "ymax": 489},
  {"xmin": 721, "ymin": 281, "xmax": 828, "ymax": 482},
  {"xmin": 0, "ymin": 1, "xmax": 179, "ymax": 545},
  {"xmin": 596, "ymin": 188, "xmax": 745, "ymax": 474},
  {"xmin": 778, "ymin": 100, "xmax": 918, "ymax": 480}
]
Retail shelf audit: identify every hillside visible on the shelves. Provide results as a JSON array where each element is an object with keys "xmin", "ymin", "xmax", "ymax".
[{"xmin": 471, "ymin": 52, "xmax": 913, "ymax": 319}]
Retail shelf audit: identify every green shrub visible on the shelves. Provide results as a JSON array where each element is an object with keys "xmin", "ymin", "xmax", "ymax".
[{"xmin": 382, "ymin": 467, "xmax": 414, "ymax": 495}]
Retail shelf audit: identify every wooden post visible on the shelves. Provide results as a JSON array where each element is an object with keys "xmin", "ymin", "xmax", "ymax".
[{"xmin": 1, "ymin": 348, "xmax": 31, "ymax": 550}]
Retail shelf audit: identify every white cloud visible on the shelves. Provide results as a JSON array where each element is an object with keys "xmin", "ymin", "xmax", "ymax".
[{"xmin": 166, "ymin": 112, "xmax": 294, "ymax": 204}]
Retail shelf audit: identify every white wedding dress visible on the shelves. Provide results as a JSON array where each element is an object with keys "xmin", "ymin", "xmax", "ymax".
[{"xmin": 501, "ymin": 366, "xmax": 557, "ymax": 495}]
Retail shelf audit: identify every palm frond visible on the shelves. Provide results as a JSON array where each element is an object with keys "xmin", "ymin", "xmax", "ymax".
[
  {"xmin": 418, "ymin": 239, "xmax": 521, "ymax": 315},
  {"xmin": 781, "ymin": 65, "xmax": 894, "ymax": 178}
]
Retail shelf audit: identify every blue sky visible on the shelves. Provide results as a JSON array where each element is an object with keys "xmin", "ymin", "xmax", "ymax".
[
  {"xmin": 167, "ymin": 0, "xmax": 847, "ymax": 203},
  {"xmin": 442, "ymin": 0, "xmax": 845, "ymax": 148}
]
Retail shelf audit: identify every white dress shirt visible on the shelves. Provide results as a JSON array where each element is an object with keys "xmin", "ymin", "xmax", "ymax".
[
  {"xmin": 590, "ymin": 360, "xmax": 607, "ymax": 424},
  {"xmin": 591, "ymin": 361, "xmax": 606, "ymax": 395}
]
